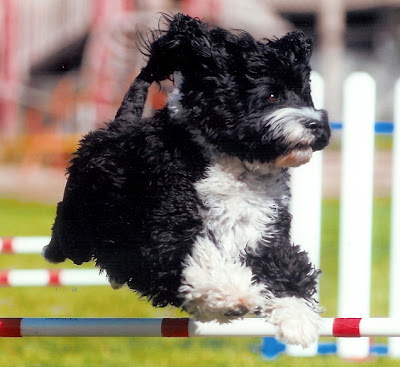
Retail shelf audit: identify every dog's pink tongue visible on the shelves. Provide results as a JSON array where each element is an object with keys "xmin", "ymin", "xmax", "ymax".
[{"xmin": 274, "ymin": 148, "xmax": 313, "ymax": 168}]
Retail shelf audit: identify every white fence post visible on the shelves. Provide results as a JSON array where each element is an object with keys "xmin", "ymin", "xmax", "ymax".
[
  {"xmin": 287, "ymin": 71, "xmax": 324, "ymax": 356},
  {"xmin": 290, "ymin": 71, "xmax": 324, "ymax": 266},
  {"xmin": 337, "ymin": 72, "xmax": 376, "ymax": 359},
  {"xmin": 388, "ymin": 78, "xmax": 400, "ymax": 358}
]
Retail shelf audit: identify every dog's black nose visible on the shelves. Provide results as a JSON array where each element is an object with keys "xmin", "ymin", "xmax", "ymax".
[
  {"xmin": 311, "ymin": 127, "xmax": 331, "ymax": 151},
  {"xmin": 305, "ymin": 120, "xmax": 324, "ymax": 130},
  {"xmin": 305, "ymin": 116, "xmax": 331, "ymax": 151}
]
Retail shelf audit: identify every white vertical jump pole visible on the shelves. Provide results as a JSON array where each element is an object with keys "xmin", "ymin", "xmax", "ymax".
[
  {"xmin": 287, "ymin": 71, "xmax": 324, "ymax": 356},
  {"xmin": 337, "ymin": 72, "xmax": 376, "ymax": 359},
  {"xmin": 388, "ymin": 78, "xmax": 400, "ymax": 358}
]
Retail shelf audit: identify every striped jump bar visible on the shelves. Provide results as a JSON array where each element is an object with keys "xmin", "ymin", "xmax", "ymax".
[
  {"xmin": 0, "ymin": 318, "xmax": 399, "ymax": 338},
  {"xmin": 0, "ymin": 269, "xmax": 108, "ymax": 287},
  {"xmin": 0, "ymin": 237, "xmax": 49, "ymax": 254}
]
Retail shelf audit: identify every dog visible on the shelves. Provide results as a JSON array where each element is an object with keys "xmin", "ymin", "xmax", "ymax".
[{"xmin": 43, "ymin": 13, "xmax": 330, "ymax": 347}]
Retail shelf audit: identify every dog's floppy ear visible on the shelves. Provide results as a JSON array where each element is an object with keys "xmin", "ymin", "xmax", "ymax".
[
  {"xmin": 140, "ymin": 13, "xmax": 214, "ymax": 82},
  {"xmin": 268, "ymin": 31, "xmax": 313, "ymax": 64}
]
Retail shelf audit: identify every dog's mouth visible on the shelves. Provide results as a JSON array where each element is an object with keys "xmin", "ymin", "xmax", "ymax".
[
  {"xmin": 242, "ymin": 146, "xmax": 313, "ymax": 173},
  {"xmin": 273, "ymin": 147, "xmax": 313, "ymax": 168}
]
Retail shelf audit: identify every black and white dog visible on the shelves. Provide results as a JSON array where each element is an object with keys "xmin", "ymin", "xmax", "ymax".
[{"xmin": 43, "ymin": 14, "xmax": 330, "ymax": 347}]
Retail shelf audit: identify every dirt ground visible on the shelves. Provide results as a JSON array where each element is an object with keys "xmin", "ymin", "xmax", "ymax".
[
  {"xmin": 0, "ymin": 149, "xmax": 394, "ymax": 204},
  {"xmin": 323, "ymin": 149, "xmax": 393, "ymax": 198},
  {"xmin": 0, "ymin": 164, "xmax": 66, "ymax": 204}
]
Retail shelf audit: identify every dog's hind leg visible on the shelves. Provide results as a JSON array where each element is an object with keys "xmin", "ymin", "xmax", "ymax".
[
  {"xmin": 42, "ymin": 230, "xmax": 66, "ymax": 264},
  {"xmin": 42, "ymin": 202, "xmax": 67, "ymax": 264}
]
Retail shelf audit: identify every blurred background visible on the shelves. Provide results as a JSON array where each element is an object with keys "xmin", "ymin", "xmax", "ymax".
[
  {"xmin": 0, "ymin": 1, "xmax": 399, "ymax": 365},
  {"xmin": 0, "ymin": 0, "xmax": 399, "ymax": 202}
]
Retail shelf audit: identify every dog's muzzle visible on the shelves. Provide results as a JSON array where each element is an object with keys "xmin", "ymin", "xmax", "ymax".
[{"xmin": 306, "ymin": 109, "xmax": 330, "ymax": 151}]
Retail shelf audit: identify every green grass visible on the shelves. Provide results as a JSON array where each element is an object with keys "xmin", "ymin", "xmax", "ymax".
[
  {"xmin": 0, "ymin": 199, "xmax": 56, "ymax": 236},
  {"xmin": 0, "ymin": 197, "xmax": 398, "ymax": 366},
  {"xmin": 326, "ymin": 134, "xmax": 393, "ymax": 151},
  {"xmin": 375, "ymin": 135, "xmax": 393, "ymax": 150}
]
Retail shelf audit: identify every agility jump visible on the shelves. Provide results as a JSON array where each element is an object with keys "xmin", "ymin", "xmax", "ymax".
[{"xmin": 0, "ymin": 317, "xmax": 399, "ymax": 338}]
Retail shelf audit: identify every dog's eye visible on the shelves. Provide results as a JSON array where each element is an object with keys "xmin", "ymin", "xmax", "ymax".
[{"xmin": 268, "ymin": 94, "xmax": 279, "ymax": 102}]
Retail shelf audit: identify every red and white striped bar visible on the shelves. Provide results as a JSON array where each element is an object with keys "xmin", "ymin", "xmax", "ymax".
[
  {"xmin": 0, "ymin": 318, "xmax": 400, "ymax": 338},
  {"xmin": 0, "ymin": 269, "xmax": 108, "ymax": 287},
  {"xmin": 0, "ymin": 237, "xmax": 49, "ymax": 254}
]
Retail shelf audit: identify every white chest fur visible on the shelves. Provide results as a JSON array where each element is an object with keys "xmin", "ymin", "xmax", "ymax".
[
  {"xmin": 194, "ymin": 156, "xmax": 291, "ymax": 258},
  {"xmin": 181, "ymin": 161, "xmax": 321, "ymax": 343}
]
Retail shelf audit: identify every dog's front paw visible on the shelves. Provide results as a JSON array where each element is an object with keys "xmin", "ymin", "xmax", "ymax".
[
  {"xmin": 224, "ymin": 305, "xmax": 249, "ymax": 318},
  {"xmin": 274, "ymin": 311, "xmax": 320, "ymax": 347},
  {"xmin": 179, "ymin": 273, "xmax": 265, "ymax": 323},
  {"xmin": 265, "ymin": 296, "xmax": 322, "ymax": 348},
  {"xmin": 178, "ymin": 237, "xmax": 268, "ymax": 323}
]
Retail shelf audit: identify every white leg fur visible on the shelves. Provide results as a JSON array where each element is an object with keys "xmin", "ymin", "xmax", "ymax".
[
  {"xmin": 180, "ymin": 157, "xmax": 320, "ymax": 337},
  {"xmin": 179, "ymin": 236, "xmax": 267, "ymax": 323},
  {"xmin": 264, "ymin": 296, "xmax": 322, "ymax": 348}
]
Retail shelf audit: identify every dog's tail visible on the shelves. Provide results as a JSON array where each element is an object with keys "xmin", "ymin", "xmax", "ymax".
[{"xmin": 113, "ymin": 68, "xmax": 153, "ymax": 123}]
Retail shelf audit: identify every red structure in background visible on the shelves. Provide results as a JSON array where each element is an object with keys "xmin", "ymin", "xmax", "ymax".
[
  {"xmin": 0, "ymin": 0, "xmax": 224, "ymax": 137},
  {"xmin": 88, "ymin": 0, "xmax": 136, "ymax": 125},
  {"xmin": 0, "ymin": 0, "xmax": 226, "ymax": 141},
  {"xmin": 182, "ymin": 0, "xmax": 222, "ymax": 22},
  {"xmin": 0, "ymin": 0, "xmax": 138, "ymax": 138},
  {"xmin": 0, "ymin": 0, "xmax": 19, "ymax": 137}
]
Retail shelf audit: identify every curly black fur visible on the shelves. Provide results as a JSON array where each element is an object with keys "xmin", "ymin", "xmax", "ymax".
[{"xmin": 43, "ymin": 14, "xmax": 330, "ymax": 316}]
